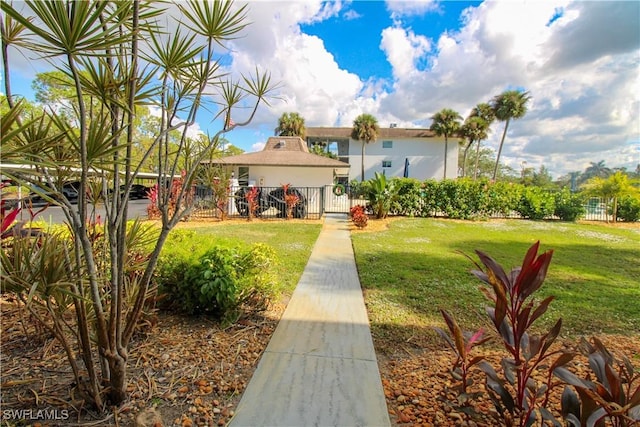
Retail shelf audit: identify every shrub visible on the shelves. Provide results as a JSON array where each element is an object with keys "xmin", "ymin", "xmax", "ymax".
[
  {"xmin": 157, "ymin": 242, "xmax": 277, "ymax": 321},
  {"xmin": 484, "ymin": 181, "xmax": 522, "ymax": 217},
  {"xmin": 615, "ymin": 195, "xmax": 640, "ymax": 222},
  {"xmin": 553, "ymin": 189, "xmax": 586, "ymax": 222},
  {"xmin": 517, "ymin": 186, "xmax": 555, "ymax": 220},
  {"xmin": 389, "ymin": 178, "xmax": 423, "ymax": 216},
  {"xmin": 350, "ymin": 205, "xmax": 368, "ymax": 228},
  {"xmin": 419, "ymin": 179, "xmax": 440, "ymax": 217}
]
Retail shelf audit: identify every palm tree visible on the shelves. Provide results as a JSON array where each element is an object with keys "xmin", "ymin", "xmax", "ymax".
[
  {"xmin": 430, "ymin": 108, "xmax": 462, "ymax": 179},
  {"xmin": 491, "ymin": 90, "xmax": 530, "ymax": 180},
  {"xmin": 468, "ymin": 103, "xmax": 495, "ymax": 180},
  {"xmin": 351, "ymin": 113, "xmax": 379, "ymax": 181},
  {"xmin": 275, "ymin": 112, "xmax": 306, "ymax": 138},
  {"xmin": 582, "ymin": 160, "xmax": 612, "ymax": 181},
  {"xmin": 459, "ymin": 116, "xmax": 490, "ymax": 178}
]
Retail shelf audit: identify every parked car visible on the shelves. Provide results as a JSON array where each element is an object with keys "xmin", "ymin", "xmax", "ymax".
[{"xmin": 127, "ymin": 184, "xmax": 150, "ymax": 199}]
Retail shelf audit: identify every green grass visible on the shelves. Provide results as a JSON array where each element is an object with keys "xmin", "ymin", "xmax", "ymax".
[
  {"xmin": 167, "ymin": 222, "xmax": 322, "ymax": 295},
  {"xmin": 351, "ymin": 218, "xmax": 640, "ymax": 347}
]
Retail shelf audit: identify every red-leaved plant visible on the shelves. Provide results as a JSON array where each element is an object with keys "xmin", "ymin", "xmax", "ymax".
[
  {"xmin": 555, "ymin": 337, "xmax": 640, "ymax": 427},
  {"xmin": 350, "ymin": 205, "xmax": 368, "ymax": 228},
  {"xmin": 438, "ymin": 241, "xmax": 575, "ymax": 426},
  {"xmin": 245, "ymin": 186, "xmax": 260, "ymax": 221},
  {"xmin": 282, "ymin": 183, "xmax": 300, "ymax": 220}
]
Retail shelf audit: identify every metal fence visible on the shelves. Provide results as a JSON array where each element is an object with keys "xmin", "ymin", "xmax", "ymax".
[
  {"xmin": 188, "ymin": 187, "xmax": 619, "ymax": 222},
  {"xmin": 188, "ymin": 185, "xmax": 368, "ymax": 220}
]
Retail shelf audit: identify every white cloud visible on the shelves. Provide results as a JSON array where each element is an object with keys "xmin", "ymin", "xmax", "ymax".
[
  {"xmin": 385, "ymin": 0, "xmax": 440, "ymax": 20},
  {"xmin": 373, "ymin": 0, "xmax": 640, "ymax": 176}
]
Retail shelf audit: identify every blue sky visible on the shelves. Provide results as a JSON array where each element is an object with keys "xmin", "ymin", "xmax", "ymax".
[{"xmin": 2, "ymin": 1, "xmax": 639, "ymax": 178}]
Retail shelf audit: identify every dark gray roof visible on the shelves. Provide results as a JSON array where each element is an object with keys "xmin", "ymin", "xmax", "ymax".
[
  {"xmin": 306, "ymin": 126, "xmax": 438, "ymax": 139},
  {"xmin": 209, "ymin": 136, "xmax": 350, "ymax": 168}
]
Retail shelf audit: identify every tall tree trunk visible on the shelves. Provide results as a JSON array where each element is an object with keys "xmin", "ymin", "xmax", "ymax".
[
  {"xmin": 492, "ymin": 119, "xmax": 510, "ymax": 181},
  {"xmin": 361, "ymin": 140, "xmax": 366, "ymax": 181},
  {"xmin": 443, "ymin": 136, "xmax": 448, "ymax": 180},
  {"xmin": 474, "ymin": 141, "xmax": 481, "ymax": 180},
  {"xmin": 461, "ymin": 139, "xmax": 473, "ymax": 178}
]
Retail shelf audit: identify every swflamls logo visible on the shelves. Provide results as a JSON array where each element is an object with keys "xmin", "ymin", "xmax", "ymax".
[{"xmin": 2, "ymin": 408, "xmax": 70, "ymax": 421}]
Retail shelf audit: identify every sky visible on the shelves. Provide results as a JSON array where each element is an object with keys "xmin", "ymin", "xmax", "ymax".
[{"xmin": 2, "ymin": 0, "xmax": 639, "ymax": 178}]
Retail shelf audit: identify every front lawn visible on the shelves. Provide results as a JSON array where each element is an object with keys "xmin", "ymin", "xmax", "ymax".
[{"xmin": 352, "ymin": 218, "xmax": 640, "ymax": 350}]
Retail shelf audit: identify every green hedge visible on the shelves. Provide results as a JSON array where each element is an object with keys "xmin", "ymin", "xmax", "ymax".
[{"xmin": 377, "ymin": 178, "xmax": 594, "ymax": 222}]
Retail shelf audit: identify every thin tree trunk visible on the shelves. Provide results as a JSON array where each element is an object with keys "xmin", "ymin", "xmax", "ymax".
[
  {"xmin": 461, "ymin": 139, "xmax": 473, "ymax": 178},
  {"xmin": 443, "ymin": 136, "xmax": 448, "ymax": 180},
  {"xmin": 361, "ymin": 140, "xmax": 366, "ymax": 181},
  {"xmin": 474, "ymin": 141, "xmax": 481, "ymax": 180},
  {"xmin": 493, "ymin": 119, "xmax": 510, "ymax": 181}
]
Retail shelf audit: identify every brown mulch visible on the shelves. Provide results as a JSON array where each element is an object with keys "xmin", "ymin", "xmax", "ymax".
[{"xmin": 2, "ymin": 216, "xmax": 639, "ymax": 426}]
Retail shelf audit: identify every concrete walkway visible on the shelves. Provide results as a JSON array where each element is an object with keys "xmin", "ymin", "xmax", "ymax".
[{"xmin": 228, "ymin": 213, "xmax": 391, "ymax": 427}]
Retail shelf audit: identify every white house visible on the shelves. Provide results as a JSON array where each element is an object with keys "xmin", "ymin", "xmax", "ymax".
[
  {"xmin": 209, "ymin": 136, "xmax": 350, "ymax": 188},
  {"xmin": 305, "ymin": 127, "xmax": 458, "ymax": 182}
]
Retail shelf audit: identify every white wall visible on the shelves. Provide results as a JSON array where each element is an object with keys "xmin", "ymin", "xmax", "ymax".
[
  {"xmin": 348, "ymin": 137, "xmax": 458, "ymax": 181},
  {"xmin": 237, "ymin": 166, "xmax": 335, "ymax": 188}
]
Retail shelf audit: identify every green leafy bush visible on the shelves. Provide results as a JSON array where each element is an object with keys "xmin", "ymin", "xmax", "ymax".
[
  {"xmin": 485, "ymin": 181, "xmax": 523, "ymax": 217},
  {"xmin": 615, "ymin": 195, "xmax": 640, "ymax": 222},
  {"xmin": 157, "ymin": 241, "xmax": 277, "ymax": 321},
  {"xmin": 553, "ymin": 189, "xmax": 586, "ymax": 222},
  {"xmin": 516, "ymin": 186, "xmax": 555, "ymax": 220},
  {"xmin": 389, "ymin": 178, "xmax": 423, "ymax": 216},
  {"xmin": 419, "ymin": 179, "xmax": 440, "ymax": 217}
]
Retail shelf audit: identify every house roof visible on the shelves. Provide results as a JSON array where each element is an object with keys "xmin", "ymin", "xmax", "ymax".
[
  {"xmin": 306, "ymin": 126, "xmax": 438, "ymax": 139},
  {"xmin": 209, "ymin": 136, "xmax": 350, "ymax": 168}
]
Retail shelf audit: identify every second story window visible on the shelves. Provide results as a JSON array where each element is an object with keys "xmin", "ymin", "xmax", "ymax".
[
  {"xmin": 382, "ymin": 140, "xmax": 393, "ymax": 149},
  {"xmin": 382, "ymin": 160, "xmax": 392, "ymax": 168}
]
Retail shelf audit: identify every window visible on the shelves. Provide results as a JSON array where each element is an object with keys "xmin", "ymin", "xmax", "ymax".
[
  {"xmin": 382, "ymin": 160, "xmax": 392, "ymax": 168},
  {"xmin": 238, "ymin": 166, "xmax": 249, "ymax": 186},
  {"xmin": 382, "ymin": 140, "xmax": 393, "ymax": 149}
]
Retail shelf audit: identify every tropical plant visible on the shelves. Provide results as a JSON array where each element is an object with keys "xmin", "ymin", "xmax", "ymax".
[
  {"xmin": 245, "ymin": 186, "xmax": 260, "ymax": 221},
  {"xmin": 282, "ymin": 183, "xmax": 301, "ymax": 219},
  {"xmin": 581, "ymin": 160, "xmax": 612, "ymax": 183},
  {"xmin": 365, "ymin": 172, "xmax": 397, "ymax": 219},
  {"xmin": 446, "ymin": 241, "xmax": 575, "ymax": 426},
  {"xmin": 275, "ymin": 112, "xmax": 306, "ymax": 138},
  {"xmin": 435, "ymin": 310, "xmax": 489, "ymax": 397},
  {"xmin": 555, "ymin": 337, "xmax": 640, "ymax": 427},
  {"xmin": 491, "ymin": 90, "xmax": 531, "ymax": 181},
  {"xmin": 0, "ymin": 0, "xmax": 274, "ymax": 410},
  {"xmin": 430, "ymin": 108, "xmax": 462, "ymax": 180},
  {"xmin": 582, "ymin": 172, "xmax": 640, "ymax": 223},
  {"xmin": 468, "ymin": 103, "xmax": 496, "ymax": 180},
  {"xmin": 351, "ymin": 113, "xmax": 380, "ymax": 181}
]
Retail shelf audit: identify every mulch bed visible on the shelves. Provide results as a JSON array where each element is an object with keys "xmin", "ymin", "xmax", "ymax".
[{"xmin": 3, "ymin": 296, "xmax": 638, "ymax": 427}]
